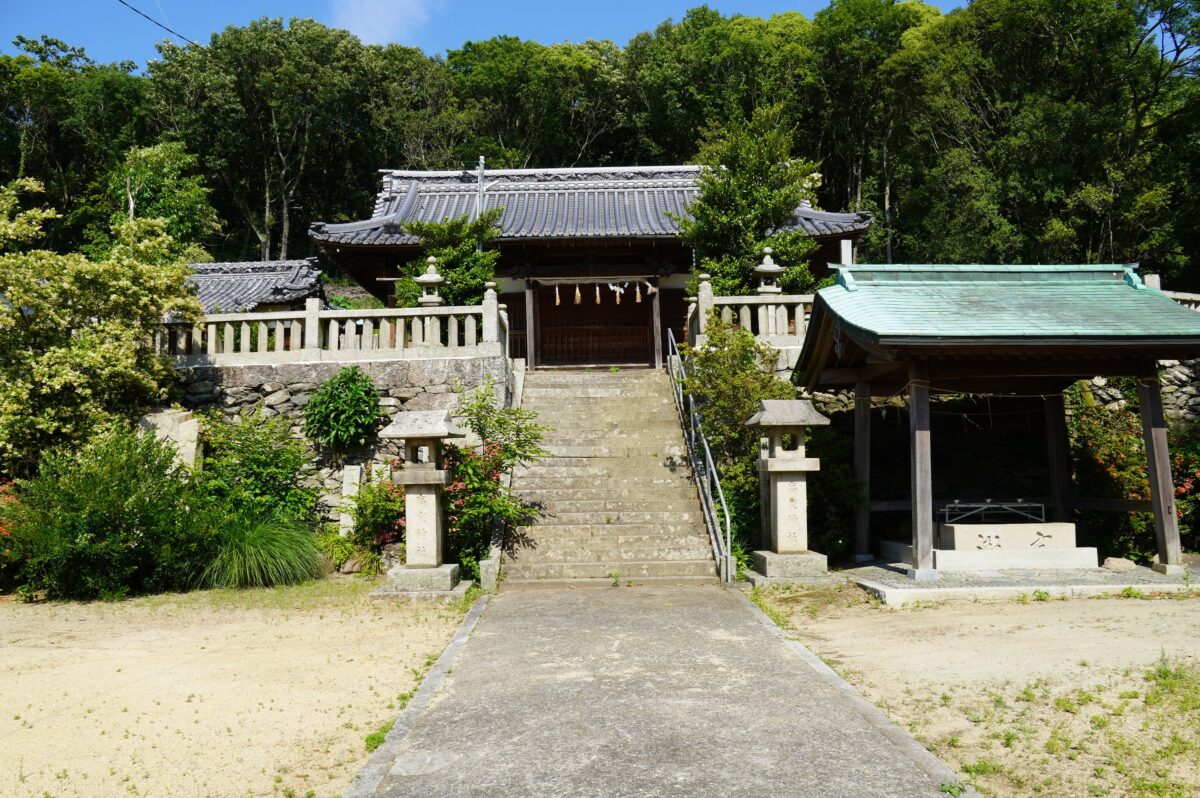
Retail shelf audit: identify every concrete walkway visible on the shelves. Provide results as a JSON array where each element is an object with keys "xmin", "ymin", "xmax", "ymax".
[{"xmin": 350, "ymin": 586, "xmax": 962, "ymax": 798}]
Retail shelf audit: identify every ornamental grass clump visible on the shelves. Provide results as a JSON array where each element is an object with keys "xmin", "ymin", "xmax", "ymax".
[
  {"xmin": 202, "ymin": 514, "xmax": 325, "ymax": 589},
  {"xmin": 303, "ymin": 366, "xmax": 382, "ymax": 452}
]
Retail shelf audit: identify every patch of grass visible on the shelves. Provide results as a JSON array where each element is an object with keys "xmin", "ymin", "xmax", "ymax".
[
  {"xmin": 748, "ymin": 587, "xmax": 791, "ymax": 630},
  {"xmin": 1032, "ymin": 589, "xmax": 1051, "ymax": 602},
  {"xmin": 939, "ymin": 783, "xmax": 966, "ymax": 796},
  {"xmin": 752, "ymin": 581, "xmax": 873, "ymax": 620},
  {"xmin": 363, "ymin": 719, "xmax": 394, "ymax": 752},
  {"xmin": 962, "ymin": 760, "xmax": 1003, "ymax": 776},
  {"xmin": 1120, "ymin": 586, "xmax": 1145, "ymax": 599},
  {"xmin": 608, "ymin": 571, "xmax": 620, "ymax": 587}
]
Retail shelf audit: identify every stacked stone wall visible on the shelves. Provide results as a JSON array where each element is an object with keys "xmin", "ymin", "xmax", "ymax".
[{"xmin": 177, "ymin": 355, "xmax": 510, "ymax": 522}]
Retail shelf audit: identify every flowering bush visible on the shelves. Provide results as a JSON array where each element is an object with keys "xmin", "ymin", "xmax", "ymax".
[
  {"xmin": 1067, "ymin": 382, "xmax": 1200, "ymax": 560},
  {"xmin": 0, "ymin": 479, "xmax": 17, "ymax": 591},
  {"xmin": 443, "ymin": 380, "xmax": 546, "ymax": 580}
]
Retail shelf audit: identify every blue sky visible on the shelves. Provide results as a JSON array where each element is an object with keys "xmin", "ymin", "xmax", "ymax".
[{"xmin": 4, "ymin": 0, "xmax": 958, "ymax": 67}]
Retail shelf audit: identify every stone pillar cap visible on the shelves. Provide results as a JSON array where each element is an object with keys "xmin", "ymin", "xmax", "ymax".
[
  {"xmin": 745, "ymin": 399, "xmax": 830, "ymax": 429},
  {"xmin": 379, "ymin": 409, "xmax": 466, "ymax": 440}
]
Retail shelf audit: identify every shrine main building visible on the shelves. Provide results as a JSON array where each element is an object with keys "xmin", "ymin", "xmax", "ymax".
[{"xmin": 309, "ymin": 163, "xmax": 870, "ymax": 368}]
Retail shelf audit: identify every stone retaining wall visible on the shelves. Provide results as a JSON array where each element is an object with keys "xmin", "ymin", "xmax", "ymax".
[{"xmin": 178, "ymin": 355, "xmax": 510, "ymax": 521}]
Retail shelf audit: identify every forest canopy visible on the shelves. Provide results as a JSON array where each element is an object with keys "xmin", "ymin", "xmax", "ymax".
[{"xmin": 2, "ymin": 0, "xmax": 1199, "ymax": 286}]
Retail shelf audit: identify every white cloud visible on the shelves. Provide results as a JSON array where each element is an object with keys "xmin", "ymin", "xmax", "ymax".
[{"xmin": 330, "ymin": 0, "xmax": 436, "ymax": 45}]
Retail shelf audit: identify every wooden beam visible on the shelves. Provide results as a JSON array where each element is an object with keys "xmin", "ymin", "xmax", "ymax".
[
  {"xmin": 1044, "ymin": 394, "xmax": 1071, "ymax": 522},
  {"xmin": 651, "ymin": 282, "xmax": 663, "ymax": 369},
  {"xmin": 854, "ymin": 382, "xmax": 873, "ymax": 560},
  {"xmin": 1137, "ymin": 374, "xmax": 1183, "ymax": 568},
  {"xmin": 908, "ymin": 362, "xmax": 935, "ymax": 576},
  {"xmin": 524, "ymin": 281, "xmax": 537, "ymax": 370},
  {"xmin": 819, "ymin": 363, "xmax": 906, "ymax": 385}
]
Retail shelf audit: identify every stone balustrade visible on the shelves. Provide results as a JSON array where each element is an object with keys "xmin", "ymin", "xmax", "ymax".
[
  {"xmin": 158, "ymin": 287, "xmax": 508, "ymax": 366},
  {"xmin": 687, "ymin": 274, "xmax": 813, "ymax": 350}
]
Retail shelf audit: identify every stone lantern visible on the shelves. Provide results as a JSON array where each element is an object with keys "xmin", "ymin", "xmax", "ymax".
[
  {"xmin": 754, "ymin": 248, "xmax": 784, "ymax": 295},
  {"xmin": 745, "ymin": 399, "xmax": 830, "ymax": 582},
  {"xmin": 415, "ymin": 257, "xmax": 446, "ymax": 307},
  {"xmin": 378, "ymin": 409, "xmax": 465, "ymax": 592}
]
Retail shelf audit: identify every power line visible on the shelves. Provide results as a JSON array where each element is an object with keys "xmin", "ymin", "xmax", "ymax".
[{"xmin": 114, "ymin": 0, "xmax": 199, "ymax": 47}]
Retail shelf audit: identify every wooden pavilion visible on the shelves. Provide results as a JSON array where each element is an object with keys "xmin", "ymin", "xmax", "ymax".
[
  {"xmin": 310, "ymin": 163, "xmax": 871, "ymax": 368},
  {"xmin": 794, "ymin": 263, "xmax": 1200, "ymax": 578}
]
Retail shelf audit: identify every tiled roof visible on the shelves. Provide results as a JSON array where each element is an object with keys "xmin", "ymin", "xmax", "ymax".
[
  {"xmin": 794, "ymin": 263, "xmax": 1200, "ymax": 387},
  {"xmin": 817, "ymin": 264, "xmax": 1200, "ymax": 343},
  {"xmin": 187, "ymin": 259, "xmax": 323, "ymax": 312},
  {"xmin": 309, "ymin": 166, "xmax": 872, "ymax": 247}
]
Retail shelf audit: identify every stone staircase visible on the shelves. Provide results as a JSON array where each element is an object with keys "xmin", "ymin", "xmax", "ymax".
[{"xmin": 505, "ymin": 368, "xmax": 718, "ymax": 583}]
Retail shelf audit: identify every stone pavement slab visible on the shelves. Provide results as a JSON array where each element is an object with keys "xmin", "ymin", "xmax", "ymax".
[
  {"xmin": 352, "ymin": 585, "xmax": 962, "ymax": 798},
  {"xmin": 848, "ymin": 563, "xmax": 1197, "ymax": 606}
]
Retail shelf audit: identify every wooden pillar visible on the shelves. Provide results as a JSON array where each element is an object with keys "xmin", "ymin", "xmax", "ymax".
[
  {"xmin": 524, "ymin": 281, "xmax": 537, "ymax": 370},
  {"xmin": 908, "ymin": 362, "xmax": 936, "ymax": 579},
  {"xmin": 1137, "ymin": 372, "xmax": 1184, "ymax": 572},
  {"xmin": 854, "ymin": 381, "xmax": 874, "ymax": 561},
  {"xmin": 651, "ymin": 281, "xmax": 663, "ymax": 369},
  {"xmin": 1044, "ymin": 393, "xmax": 1071, "ymax": 523}
]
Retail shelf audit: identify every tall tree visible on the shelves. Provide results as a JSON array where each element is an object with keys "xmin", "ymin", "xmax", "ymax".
[
  {"xmin": 151, "ymin": 18, "xmax": 375, "ymax": 260},
  {"xmin": 677, "ymin": 106, "xmax": 820, "ymax": 295}
]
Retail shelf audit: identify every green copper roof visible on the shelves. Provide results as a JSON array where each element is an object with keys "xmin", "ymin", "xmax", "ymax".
[{"xmin": 819, "ymin": 264, "xmax": 1200, "ymax": 343}]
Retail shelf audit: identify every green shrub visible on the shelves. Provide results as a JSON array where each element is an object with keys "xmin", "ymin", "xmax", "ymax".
[
  {"xmin": 303, "ymin": 367, "xmax": 381, "ymax": 451},
  {"xmin": 5, "ymin": 428, "xmax": 216, "ymax": 599},
  {"xmin": 679, "ymin": 314, "xmax": 794, "ymax": 554},
  {"xmin": 317, "ymin": 526, "xmax": 357, "ymax": 571},
  {"xmin": 444, "ymin": 379, "xmax": 546, "ymax": 580},
  {"xmin": 202, "ymin": 514, "xmax": 325, "ymax": 589},
  {"xmin": 198, "ymin": 410, "xmax": 316, "ymax": 521},
  {"xmin": 348, "ymin": 479, "xmax": 407, "ymax": 557}
]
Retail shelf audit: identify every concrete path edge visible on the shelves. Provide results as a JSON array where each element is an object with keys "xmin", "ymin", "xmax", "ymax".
[
  {"xmin": 343, "ymin": 593, "xmax": 491, "ymax": 798},
  {"xmin": 732, "ymin": 591, "xmax": 981, "ymax": 798}
]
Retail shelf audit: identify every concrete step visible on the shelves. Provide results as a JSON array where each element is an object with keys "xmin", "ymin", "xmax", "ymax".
[
  {"xmin": 516, "ymin": 476, "xmax": 696, "ymax": 491},
  {"xmin": 532, "ymin": 510, "xmax": 702, "ymax": 524},
  {"xmin": 540, "ymin": 445, "xmax": 687, "ymax": 458},
  {"xmin": 523, "ymin": 387, "xmax": 677, "ymax": 400},
  {"xmin": 518, "ymin": 487, "xmax": 699, "ymax": 503},
  {"xmin": 517, "ymin": 532, "xmax": 710, "ymax": 548},
  {"xmin": 540, "ymin": 429, "xmax": 684, "ymax": 443},
  {"xmin": 507, "ymin": 546, "xmax": 714, "ymax": 564},
  {"xmin": 538, "ymin": 420, "xmax": 682, "ymax": 428},
  {"xmin": 523, "ymin": 371, "xmax": 667, "ymax": 384},
  {"xmin": 502, "ymin": 559, "xmax": 718, "ymax": 580},
  {"xmin": 529, "ymin": 454, "xmax": 687, "ymax": 467},
  {"xmin": 515, "ymin": 465, "xmax": 692, "ymax": 479},
  {"xmin": 530, "ymin": 498, "xmax": 703, "ymax": 513},
  {"xmin": 517, "ymin": 522, "xmax": 706, "ymax": 536},
  {"xmin": 500, "ymin": 575, "xmax": 720, "ymax": 590}
]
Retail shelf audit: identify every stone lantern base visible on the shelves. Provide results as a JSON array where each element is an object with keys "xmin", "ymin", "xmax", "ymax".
[
  {"xmin": 371, "ymin": 564, "xmax": 471, "ymax": 601},
  {"xmin": 747, "ymin": 550, "xmax": 835, "ymax": 587}
]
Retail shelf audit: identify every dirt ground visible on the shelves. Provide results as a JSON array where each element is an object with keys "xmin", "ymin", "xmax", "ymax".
[
  {"xmin": 0, "ymin": 577, "xmax": 463, "ymax": 798},
  {"xmin": 759, "ymin": 585, "xmax": 1200, "ymax": 797}
]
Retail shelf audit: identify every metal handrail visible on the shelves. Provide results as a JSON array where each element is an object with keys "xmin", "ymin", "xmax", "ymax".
[{"xmin": 666, "ymin": 328, "xmax": 735, "ymax": 583}]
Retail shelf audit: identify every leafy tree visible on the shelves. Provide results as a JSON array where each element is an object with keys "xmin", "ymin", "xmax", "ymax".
[
  {"xmin": 151, "ymin": 18, "xmax": 377, "ymax": 260},
  {"xmin": 677, "ymin": 105, "xmax": 821, "ymax": 295},
  {"xmin": 0, "ymin": 36, "xmax": 149, "ymax": 251},
  {"xmin": 0, "ymin": 180, "xmax": 199, "ymax": 476},
  {"xmin": 86, "ymin": 141, "xmax": 220, "ymax": 260},
  {"xmin": 396, "ymin": 208, "xmax": 503, "ymax": 307}
]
